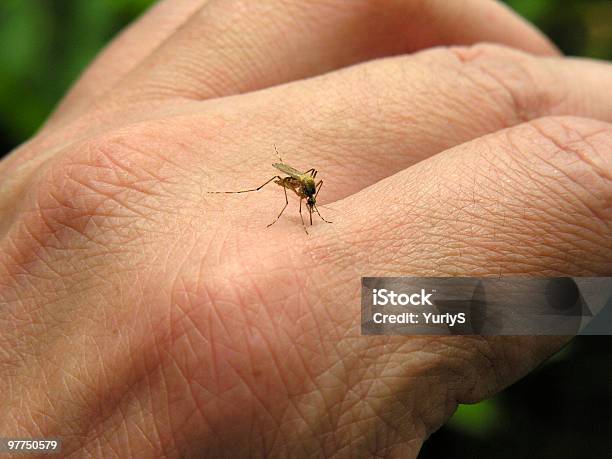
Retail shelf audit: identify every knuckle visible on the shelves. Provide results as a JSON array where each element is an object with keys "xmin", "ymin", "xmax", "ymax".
[
  {"xmin": 523, "ymin": 116, "xmax": 612, "ymax": 188},
  {"xmin": 445, "ymin": 43, "xmax": 563, "ymax": 123},
  {"xmin": 504, "ymin": 115, "xmax": 612, "ymax": 245},
  {"xmin": 449, "ymin": 42, "xmax": 529, "ymax": 64}
]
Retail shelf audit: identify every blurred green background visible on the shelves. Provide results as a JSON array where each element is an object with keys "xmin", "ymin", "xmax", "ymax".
[{"xmin": 0, "ymin": 1, "xmax": 610, "ymax": 457}]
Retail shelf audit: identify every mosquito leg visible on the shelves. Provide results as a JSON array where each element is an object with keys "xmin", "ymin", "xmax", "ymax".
[
  {"xmin": 299, "ymin": 199, "xmax": 309, "ymax": 234},
  {"xmin": 312, "ymin": 180, "xmax": 331, "ymax": 223},
  {"xmin": 314, "ymin": 179, "xmax": 324, "ymax": 199},
  {"xmin": 314, "ymin": 205, "xmax": 332, "ymax": 223},
  {"xmin": 304, "ymin": 168, "xmax": 316, "ymax": 176},
  {"xmin": 267, "ymin": 184, "xmax": 289, "ymax": 228},
  {"xmin": 207, "ymin": 176, "xmax": 281, "ymax": 194}
]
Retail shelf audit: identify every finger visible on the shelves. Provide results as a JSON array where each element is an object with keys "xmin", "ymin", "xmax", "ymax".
[
  {"xmin": 203, "ymin": 44, "xmax": 612, "ymax": 205},
  {"xmin": 311, "ymin": 115, "xmax": 611, "ymax": 436},
  {"xmin": 44, "ymin": 0, "xmax": 207, "ymax": 128},
  {"xmin": 332, "ymin": 115, "xmax": 611, "ymax": 277},
  {"xmin": 110, "ymin": 0, "xmax": 558, "ymax": 105}
]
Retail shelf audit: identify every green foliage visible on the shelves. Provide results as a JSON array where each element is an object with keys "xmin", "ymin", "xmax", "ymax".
[
  {"xmin": 506, "ymin": 0, "xmax": 612, "ymax": 59},
  {"xmin": 0, "ymin": 0, "xmax": 156, "ymax": 149},
  {"xmin": 448, "ymin": 399, "xmax": 505, "ymax": 437}
]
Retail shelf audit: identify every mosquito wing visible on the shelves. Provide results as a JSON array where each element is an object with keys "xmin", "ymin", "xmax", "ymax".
[{"xmin": 272, "ymin": 162, "xmax": 303, "ymax": 178}]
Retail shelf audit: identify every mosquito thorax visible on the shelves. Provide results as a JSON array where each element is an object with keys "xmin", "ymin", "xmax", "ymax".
[{"xmin": 303, "ymin": 178, "xmax": 316, "ymax": 196}]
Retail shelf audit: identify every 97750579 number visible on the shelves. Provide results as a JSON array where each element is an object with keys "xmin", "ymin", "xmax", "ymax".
[{"xmin": 0, "ymin": 438, "xmax": 61, "ymax": 454}]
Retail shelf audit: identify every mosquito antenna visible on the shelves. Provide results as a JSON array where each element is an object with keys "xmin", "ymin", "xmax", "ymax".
[
  {"xmin": 274, "ymin": 144, "xmax": 284, "ymax": 164},
  {"xmin": 314, "ymin": 179, "xmax": 324, "ymax": 199}
]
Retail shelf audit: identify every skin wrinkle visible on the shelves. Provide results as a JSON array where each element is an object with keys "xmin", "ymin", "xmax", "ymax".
[
  {"xmin": 60, "ymin": 166, "xmax": 164, "ymax": 218},
  {"xmin": 238, "ymin": 325, "xmax": 287, "ymax": 428},
  {"xmin": 542, "ymin": 157, "xmax": 608, "ymax": 215},
  {"xmin": 161, "ymin": 366, "xmax": 211, "ymax": 455},
  {"xmin": 1, "ymin": 137, "xmax": 186, "ymax": 334},
  {"xmin": 411, "ymin": 338, "xmax": 492, "ymax": 402},
  {"xmin": 337, "ymin": 340, "xmax": 429, "ymax": 449},
  {"xmin": 73, "ymin": 147, "xmax": 166, "ymax": 192},
  {"xmin": 33, "ymin": 163, "xmax": 152, "ymax": 249},
  {"xmin": 489, "ymin": 198, "xmax": 599, "ymax": 266},
  {"xmin": 5, "ymin": 100, "xmax": 210, "ymax": 180},
  {"xmin": 325, "ymin": 376, "xmax": 371, "ymax": 451},
  {"xmin": 166, "ymin": 274, "xmax": 288, "ymax": 452},
  {"xmin": 246, "ymin": 280, "xmax": 338, "ymax": 452},
  {"xmin": 510, "ymin": 120, "xmax": 611, "ymax": 237},
  {"xmin": 172, "ymin": 334, "xmax": 216, "ymax": 447},
  {"xmin": 36, "ymin": 298, "xmax": 164, "ymax": 456},
  {"xmin": 528, "ymin": 120, "xmax": 611, "ymax": 222},
  {"xmin": 302, "ymin": 288, "xmax": 406, "ymax": 452},
  {"xmin": 4, "ymin": 285, "xmax": 93, "ymax": 370},
  {"xmin": 450, "ymin": 45, "xmax": 546, "ymax": 124},
  {"xmin": 74, "ymin": 348, "xmax": 170, "ymax": 456}
]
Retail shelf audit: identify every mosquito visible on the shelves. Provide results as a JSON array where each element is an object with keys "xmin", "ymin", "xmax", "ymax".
[{"xmin": 207, "ymin": 147, "xmax": 332, "ymax": 234}]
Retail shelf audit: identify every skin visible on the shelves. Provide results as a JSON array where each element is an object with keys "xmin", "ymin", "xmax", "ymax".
[{"xmin": 0, "ymin": 0, "xmax": 611, "ymax": 457}]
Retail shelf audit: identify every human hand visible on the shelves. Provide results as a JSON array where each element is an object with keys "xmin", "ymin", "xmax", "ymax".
[{"xmin": 1, "ymin": 1, "xmax": 611, "ymax": 457}]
